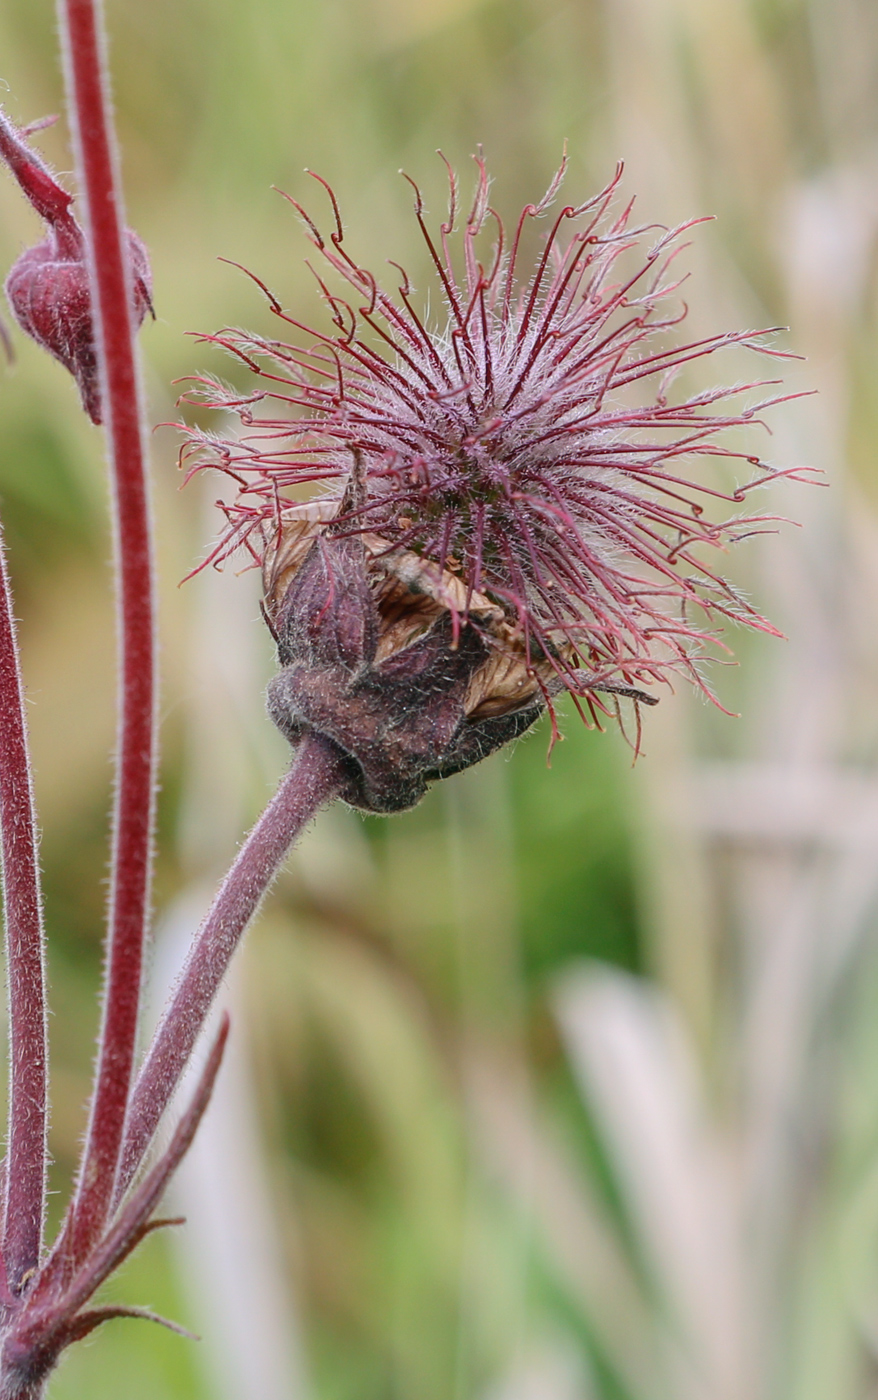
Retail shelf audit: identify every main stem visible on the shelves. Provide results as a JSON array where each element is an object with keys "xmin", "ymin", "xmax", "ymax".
[
  {"xmin": 116, "ymin": 733, "xmax": 346, "ymax": 1201},
  {"xmin": 57, "ymin": 0, "xmax": 156, "ymax": 1265},
  {"xmin": 0, "ymin": 531, "xmax": 47, "ymax": 1291}
]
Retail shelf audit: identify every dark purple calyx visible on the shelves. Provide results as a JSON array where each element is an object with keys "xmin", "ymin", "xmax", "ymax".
[{"xmin": 266, "ymin": 533, "xmax": 543, "ymax": 814}]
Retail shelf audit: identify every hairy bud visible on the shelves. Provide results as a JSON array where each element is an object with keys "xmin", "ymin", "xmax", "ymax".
[
  {"xmin": 0, "ymin": 110, "xmax": 152, "ymax": 424},
  {"xmin": 6, "ymin": 228, "xmax": 151, "ymax": 424}
]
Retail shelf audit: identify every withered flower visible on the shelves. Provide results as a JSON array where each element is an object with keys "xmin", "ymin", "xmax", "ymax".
[{"xmin": 183, "ymin": 158, "xmax": 796, "ymax": 811}]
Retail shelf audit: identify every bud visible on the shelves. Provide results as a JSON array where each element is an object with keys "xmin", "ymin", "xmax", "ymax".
[{"xmin": 0, "ymin": 110, "xmax": 152, "ymax": 424}]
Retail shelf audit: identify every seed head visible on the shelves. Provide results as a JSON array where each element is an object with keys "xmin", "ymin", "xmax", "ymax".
[{"xmin": 183, "ymin": 157, "xmax": 800, "ymax": 803}]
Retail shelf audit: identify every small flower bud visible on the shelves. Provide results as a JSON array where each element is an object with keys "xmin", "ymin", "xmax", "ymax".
[
  {"xmin": 0, "ymin": 110, "xmax": 152, "ymax": 424},
  {"xmin": 5, "ymin": 230, "xmax": 151, "ymax": 424}
]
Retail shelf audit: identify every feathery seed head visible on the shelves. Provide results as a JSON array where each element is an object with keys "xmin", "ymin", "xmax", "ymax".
[{"xmin": 184, "ymin": 157, "xmax": 800, "ymax": 805}]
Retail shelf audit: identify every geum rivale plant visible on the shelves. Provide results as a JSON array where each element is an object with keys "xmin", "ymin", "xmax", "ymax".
[{"xmin": 0, "ymin": 4, "xmax": 803, "ymax": 1392}]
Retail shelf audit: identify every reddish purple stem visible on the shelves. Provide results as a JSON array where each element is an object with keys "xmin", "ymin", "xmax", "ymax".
[
  {"xmin": 116, "ymin": 732, "xmax": 345, "ymax": 1201},
  {"xmin": 0, "ymin": 533, "xmax": 47, "ymax": 1292},
  {"xmin": 56, "ymin": 0, "xmax": 156, "ymax": 1266}
]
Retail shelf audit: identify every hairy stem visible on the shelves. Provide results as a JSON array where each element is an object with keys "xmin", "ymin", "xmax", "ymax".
[
  {"xmin": 0, "ymin": 530, "xmax": 47, "ymax": 1290},
  {"xmin": 57, "ymin": 0, "xmax": 156, "ymax": 1264},
  {"xmin": 116, "ymin": 733, "xmax": 346, "ymax": 1200}
]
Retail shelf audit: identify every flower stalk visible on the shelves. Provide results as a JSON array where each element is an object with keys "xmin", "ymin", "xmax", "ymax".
[
  {"xmin": 52, "ymin": 0, "xmax": 157, "ymax": 1274},
  {"xmin": 0, "ymin": 528, "xmax": 47, "ymax": 1296},
  {"xmin": 116, "ymin": 730, "xmax": 347, "ymax": 1201}
]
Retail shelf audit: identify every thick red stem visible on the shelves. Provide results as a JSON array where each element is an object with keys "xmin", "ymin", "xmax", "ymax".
[
  {"xmin": 116, "ymin": 734, "xmax": 345, "ymax": 1201},
  {"xmin": 57, "ymin": 0, "xmax": 156, "ymax": 1264},
  {"xmin": 0, "ymin": 531, "xmax": 47, "ymax": 1290}
]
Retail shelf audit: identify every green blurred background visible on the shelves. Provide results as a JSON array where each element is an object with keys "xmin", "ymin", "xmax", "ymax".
[{"xmin": 2, "ymin": 1, "xmax": 878, "ymax": 1397}]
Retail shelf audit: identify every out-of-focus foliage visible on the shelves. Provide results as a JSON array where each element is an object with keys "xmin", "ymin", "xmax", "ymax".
[{"xmin": 2, "ymin": 1, "xmax": 878, "ymax": 1398}]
